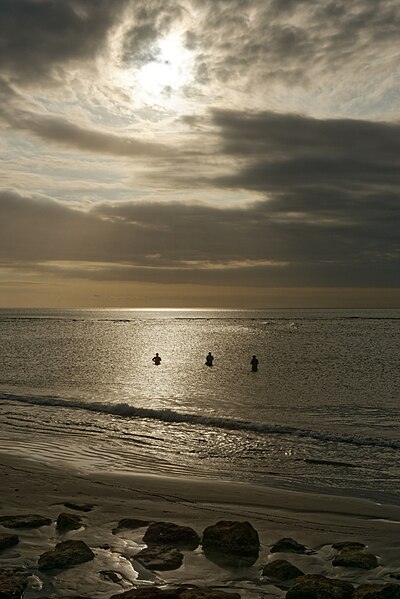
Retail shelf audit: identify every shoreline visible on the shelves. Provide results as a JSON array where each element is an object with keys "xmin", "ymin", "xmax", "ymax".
[
  {"xmin": 2, "ymin": 449, "xmax": 400, "ymax": 541},
  {"xmin": 1, "ymin": 450, "xmax": 400, "ymax": 597}
]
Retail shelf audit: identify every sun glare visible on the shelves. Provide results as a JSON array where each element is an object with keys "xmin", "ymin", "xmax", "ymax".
[{"xmin": 118, "ymin": 32, "xmax": 194, "ymax": 110}]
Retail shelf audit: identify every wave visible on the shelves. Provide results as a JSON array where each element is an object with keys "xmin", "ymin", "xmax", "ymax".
[{"xmin": 1, "ymin": 392, "xmax": 400, "ymax": 450}]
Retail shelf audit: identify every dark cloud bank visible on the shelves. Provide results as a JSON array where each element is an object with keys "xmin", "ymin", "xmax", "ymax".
[
  {"xmin": 1, "ymin": 108, "xmax": 399, "ymax": 288},
  {"xmin": 0, "ymin": 0, "xmax": 127, "ymax": 82}
]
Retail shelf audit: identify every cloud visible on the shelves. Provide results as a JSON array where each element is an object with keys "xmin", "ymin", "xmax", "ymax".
[
  {"xmin": 202, "ymin": 109, "xmax": 399, "ymax": 281},
  {"xmin": 1, "ymin": 179, "xmax": 398, "ymax": 289},
  {"xmin": 0, "ymin": 0, "xmax": 127, "ymax": 83},
  {"xmin": 0, "ymin": 1, "xmax": 399, "ymax": 302},
  {"xmin": 210, "ymin": 109, "xmax": 400, "ymax": 193},
  {"xmin": 7, "ymin": 112, "xmax": 172, "ymax": 159},
  {"xmin": 187, "ymin": 0, "xmax": 400, "ymax": 82},
  {"xmin": 184, "ymin": 0, "xmax": 400, "ymax": 116},
  {"xmin": 121, "ymin": 0, "xmax": 184, "ymax": 66},
  {"xmin": 3, "ymin": 0, "xmax": 399, "ymax": 112}
]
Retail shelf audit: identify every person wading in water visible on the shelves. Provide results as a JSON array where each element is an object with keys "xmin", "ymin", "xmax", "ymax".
[
  {"xmin": 205, "ymin": 352, "xmax": 214, "ymax": 367},
  {"xmin": 152, "ymin": 353, "xmax": 161, "ymax": 365},
  {"xmin": 251, "ymin": 355, "xmax": 259, "ymax": 372}
]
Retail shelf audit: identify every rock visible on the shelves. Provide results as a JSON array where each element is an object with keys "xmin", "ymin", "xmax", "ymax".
[
  {"xmin": 0, "ymin": 568, "xmax": 28, "ymax": 599},
  {"xmin": 64, "ymin": 502, "xmax": 94, "ymax": 512},
  {"xmin": 202, "ymin": 520, "xmax": 260, "ymax": 568},
  {"xmin": 0, "ymin": 534, "xmax": 19, "ymax": 551},
  {"xmin": 332, "ymin": 541, "xmax": 366, "ymax": 551},
  {"xmin": 262, "ymin": 559, "xmax": 304, "ymax": 581},
  {"xmin": 109, "ymin": 587, "xmax": 179, "ymax": 599},
  {"xmin": 0, "ymin": 515, "xmax": 52, "ymax": 529},
  {"xmin": 99, "ymin": 570, "xmax": 125, "ymax": 584},
  {"xmin": 56, "ymin": 512, "xmax": 82, "ymax": 533},
  {"xmin": 389, "ymin": 575, "xmax": 400, "ymax": 581},
  {"xmin": 178, "ymin": 589, "xmax": 241, "ymax": 599},
  {"xmin": 109, "ymin": 588, "xmax": 241, "ymax": 599},
  {"xmin": 115, "ymin": 518, "xmax": 151, "ymax": 531},
  {"xmin": 38, "ymin": 540, "xmax": 95, "ymax": 571},
  {"xmin": 135, "ymin": 546, "xmax": 184, "ymax": 570},
  {"xmin": 286, "ymin": 574, "xmax": 353, "ymax": 599},
  {"xmin": 270, "ymin": 537, "xmax": 307, "ymax": 554},
  {"xmin": 352, "ymin": 584, "xmax": 400, "ymax": 599},
  {"xmin": 143, "ymin": 522, "xmax": 200, "ymax": 550},
  {"xmin": 332, "ymin": 550, "xmax": 378, "ymax": 570}
]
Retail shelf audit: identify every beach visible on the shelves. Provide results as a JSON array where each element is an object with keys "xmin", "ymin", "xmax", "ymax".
[
  {"xmin": 1, "ymin": 450, "xmax": 400, "ymax": 598},
  {"xmin": 1, "ymin": 309, "xmax": 400, "ymax": 597}
]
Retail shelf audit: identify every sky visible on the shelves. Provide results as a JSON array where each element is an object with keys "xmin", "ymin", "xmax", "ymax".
[{"xmin": 0, "ymin": 0, "xmax": 399, "ymax": 308}]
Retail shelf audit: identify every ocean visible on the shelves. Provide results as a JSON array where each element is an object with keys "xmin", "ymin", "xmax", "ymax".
[{"xmin": 1, "ymin": 308, "xmax": 399, "ymax": 504}]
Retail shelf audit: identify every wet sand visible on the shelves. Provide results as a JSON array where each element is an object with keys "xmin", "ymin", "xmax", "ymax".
[{"xmin": 1, "ymin": 451, "xmax": 400, "ymax": 598}]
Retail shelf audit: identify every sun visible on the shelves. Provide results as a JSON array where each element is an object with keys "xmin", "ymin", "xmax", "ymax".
[
  {"xmin": 118, "ymin": 32, "xmax": 195, "ymax": 110},
  {"xmin": 138, "ymin": 33, "xmax": 193, "ymax": 94}
]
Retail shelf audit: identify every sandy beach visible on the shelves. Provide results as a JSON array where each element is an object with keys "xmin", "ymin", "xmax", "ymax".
[{"xmin": 1, "ymin": 451, "xmax": 400, "ymax": 598}]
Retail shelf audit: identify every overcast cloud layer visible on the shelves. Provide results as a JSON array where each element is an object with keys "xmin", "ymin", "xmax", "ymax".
[{"xmin": 1, "ymin": 0, "xmax": 399, "ymax": 306}]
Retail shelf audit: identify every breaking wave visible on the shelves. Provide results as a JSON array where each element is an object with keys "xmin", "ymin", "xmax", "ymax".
[{"xmin": 1, "ymin": 392, "xmax": 400, "ymax": 450}]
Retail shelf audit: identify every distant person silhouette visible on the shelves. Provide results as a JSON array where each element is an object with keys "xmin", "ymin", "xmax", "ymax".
[
  {"xmin": 152, "ymin": 352, "xmax": 161, "ymax": 366},
  {"xmin": 251, "ymin": 355, "xmax": 259, "ymax": 372},
  {"xmin": 205, "ymin": 352, "xmax": 214, "ymax": 367}
]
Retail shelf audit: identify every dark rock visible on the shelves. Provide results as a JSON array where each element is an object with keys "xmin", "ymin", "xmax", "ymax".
[
  {"xmin": 115, "ymin": 518, "xmax": 151, "ymax": 531},
  {"xmin": 56, "ymin": 512, "xmax": 82, "ymax": 533},
  {"xmin": 262, "ymin": 559, "xmax": 304, "ymax": 581},
  {"xmin": 135, "ymin": 546, "xmax": 184, "ymax": 570},
  {"xmin": 332, "ymin": 541, "xmax": 366, "ymax": 551},
  {"xmin": 143, "ymin": 522, "xmax": 200, "ymax": 550},
  {"xmin": 38, "ymin": 540, "xmax": 95, "ymax": 571},
  {"xmin": 109, "ymin": 589, "xmax": 240, "ymax": 599},
  {"xmin": 202, "ymin": 521, "xmax": 259, "ymax": 569},
  {"xmin": 202, "ymin": 520, "xmax": 259, "ymax": 556},
  {"xmin": 0, "ymin": 534, "xmax": 19, "ymax": 551},
  {"xmin": 270, "ymin": 537, "xmax": 307, "ymax": 554},
  {"xmin": 389, "ymin": 575, "xmax": 400, "ymax": 581},
  {"xmin": 99, "ymin": 570, "xmax": 125, "ymax": 584},
  {"xmin": 0, "ymin": 568, "xmax": 28, "ymax": 599},
  {"xmin": 64, "ymin": 502, "xmax": 94, "ymax": 512},
  {"xmin": 286, "ymin": 574, "xmax": 353, "ymax": 599},
  {"xmin": 109, "ymin": 587, "xmax": 179, "ymax": 599},
  {"xmin": 178, "ymin": 589, "xmax": 241, "ymax": 599},
  {"xmin": 0, "ymin": 515, "xmax": 52, "ymax": 529},
  {"xmin": 332, "ymin": 550, "xmax": 378, "ymax": 570},
  {"xmin": 352, "ymin": 584, "xmax": 400, "ymax": 599}
]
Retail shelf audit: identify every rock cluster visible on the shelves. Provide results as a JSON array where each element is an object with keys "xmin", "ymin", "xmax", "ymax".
[{"xmin": 0, "ymin": 508, "xmax": 399, "ymax": 599}]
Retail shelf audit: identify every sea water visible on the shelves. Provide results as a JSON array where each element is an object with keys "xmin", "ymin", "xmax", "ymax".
[{"xmin": 0, "ymin": 308, "xmax": 399, "ymax": 503}]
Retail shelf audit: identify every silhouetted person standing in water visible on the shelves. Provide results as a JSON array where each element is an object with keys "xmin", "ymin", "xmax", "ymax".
[
  {"xmin": 205, "ymin": 352, "xmax": 214, "ymax": 367},
  {"xmin": 251, "ymin": 355, "xmax": 259, "ymax": 372},
  {"xmin": 152, "ymin": 352, "xmax": 161, "ymax": 365}
]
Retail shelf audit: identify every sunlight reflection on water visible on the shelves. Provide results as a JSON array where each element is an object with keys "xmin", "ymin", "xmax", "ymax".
[{"xmin": 0, "ymin": 309, "xmax": 399, "ymax": 500}]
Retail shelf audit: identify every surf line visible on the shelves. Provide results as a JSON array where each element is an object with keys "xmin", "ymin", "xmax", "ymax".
[{"xmin": 2, "ymin": 392, "xmax": 400, "ymax": 451}]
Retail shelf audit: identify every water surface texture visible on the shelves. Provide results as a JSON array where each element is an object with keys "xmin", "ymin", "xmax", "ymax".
[{"xmin": 0, "ymin": 308, "xmax": 399, "ymax": 502}]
